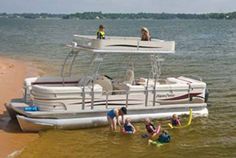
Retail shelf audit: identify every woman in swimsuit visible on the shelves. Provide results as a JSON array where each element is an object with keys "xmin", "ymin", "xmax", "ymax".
[{"xmin": 107, "ymin": 107, "xmax": 127, "ymax": 131}]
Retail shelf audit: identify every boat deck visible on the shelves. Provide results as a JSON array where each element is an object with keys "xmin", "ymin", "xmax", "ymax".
[{"xmin": 71, "ymin": 35, "xmax": 175, "ymax": 54}]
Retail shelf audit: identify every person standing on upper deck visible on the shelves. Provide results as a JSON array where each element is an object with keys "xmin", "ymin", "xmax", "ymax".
[
  {"xmin": 141, "ymin": 27, "xmax": 151, "ymax": 41},
  {"xmin": 97, "ymin": 24, "xmax": 105, "ymax": 39}
]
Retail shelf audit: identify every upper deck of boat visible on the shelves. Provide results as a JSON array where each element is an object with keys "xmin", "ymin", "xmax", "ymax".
[{"xmin": 68, "ymin": 35, "xmax": 175, "ymax": 54}]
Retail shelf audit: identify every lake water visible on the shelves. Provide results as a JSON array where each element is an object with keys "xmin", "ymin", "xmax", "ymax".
[{"xmin": 0, "ymin": 18, "xmax": 236, "ymax": 158}]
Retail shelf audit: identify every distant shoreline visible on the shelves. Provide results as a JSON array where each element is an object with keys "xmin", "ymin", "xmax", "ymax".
[{"xmin": 0, "ymin": 11, "xmax": 236, "ymax": 20}]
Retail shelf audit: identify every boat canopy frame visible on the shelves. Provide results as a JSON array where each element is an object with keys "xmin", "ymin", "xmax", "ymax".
[
  {"xmin": 60, "ymin": 47, "xmax": 164, "ymax": 86},
  {"xmin": 58, "ymin": 46, "xmax": 169, "ymax": 109},
  {"xmin": 38, "ymin": 35, "xmax": 179, "ymax": 109},
  {"xmin": 62, "ymin": 34, "xmax": 175, "ymax": 81}
]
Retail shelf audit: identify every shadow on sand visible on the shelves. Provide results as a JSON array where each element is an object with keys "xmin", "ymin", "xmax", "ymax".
[{"xmin": 0, "ymin": 110, "xmax": 23, "ymax": 133}]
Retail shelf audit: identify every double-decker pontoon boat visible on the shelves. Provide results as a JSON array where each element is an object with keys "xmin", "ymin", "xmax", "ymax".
[{"xmin": 5, "ymin": 35, "xmax": 208, "ymax": 132}]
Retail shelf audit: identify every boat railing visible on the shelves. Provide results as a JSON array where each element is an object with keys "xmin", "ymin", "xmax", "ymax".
[
  {"xmin": 24, "ymin": 85, "xmax": 28, "ymax": 103},
  {"xmin": 79, "ymin": 89, "xmax": 152, "ymax": 110},
  {"xmin": 80, "ymin": 86, "xmax": 193, "ymax": 110},
  {"xmin": 181, "ymin": 75, "xmax": 203, "ymax": 81},
  {"xmin": 24, "ymin": 80, "xmax": 194, "ymax": 110}
]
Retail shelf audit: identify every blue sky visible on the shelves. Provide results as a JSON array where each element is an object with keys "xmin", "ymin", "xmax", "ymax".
[{"xmin": 1, "ymin": 0, "xmax": 236, "ymax": 13}]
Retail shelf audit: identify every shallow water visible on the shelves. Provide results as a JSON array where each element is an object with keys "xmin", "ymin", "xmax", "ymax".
[{"xmin": 0, "ymin": 18, "xmax": 236, "ymax": 157}]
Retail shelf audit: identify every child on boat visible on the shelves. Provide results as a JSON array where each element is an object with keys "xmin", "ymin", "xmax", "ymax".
[
  {"xmin": 121, "ymin": 118, "xmax": 136, "ymax": 134},
  {"xmin": 97, "ymin": 24, "xmax": 105, "ymax": 39},
  {"xmin": 144, "ymin": 118, "xmax": 161, "ymax": 138},
  {"xmin": 107, "ymin": 107, "xmax": 127, "ymax": 131},
  {"xmin": 140, "ymin": 27, "xmax": 151, "ymax": 41},
  {"xmin": 171, "ymin": 114, "xmax": 181, "ymax": 126}
]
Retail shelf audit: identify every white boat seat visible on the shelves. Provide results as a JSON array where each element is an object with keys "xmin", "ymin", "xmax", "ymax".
[
  {"xmin": 31, "ymin": 84, "xmax": 103, "ymax": 99},
  {"xmin": 167, "ymin": 77, "xmax": 188, "ymax": 84},
  {"xmin": 125, "ymin": 83, "xmax": 145, "ymax": 92}
]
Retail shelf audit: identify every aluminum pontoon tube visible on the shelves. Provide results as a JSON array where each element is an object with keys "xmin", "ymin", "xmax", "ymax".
[{"xmin": 16, "ymin": 106, "xmax": 208, "ymax": 132}]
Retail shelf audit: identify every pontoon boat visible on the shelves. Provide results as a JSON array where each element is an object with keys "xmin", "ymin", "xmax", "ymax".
[{"xmin": 5, "ymin": 35, "xmax": 208, "ymax": 132}]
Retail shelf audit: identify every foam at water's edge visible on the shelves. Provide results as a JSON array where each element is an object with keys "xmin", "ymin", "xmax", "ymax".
[{"xmin": 6, "ymin": 149, "xmax": 23, "ymax": 158}]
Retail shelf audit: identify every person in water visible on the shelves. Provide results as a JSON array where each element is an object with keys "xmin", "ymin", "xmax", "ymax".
[
  {"xmin": 97, "ymin": 24, "xmax": 105, "ymax": 39},
  {"xmin": 171, "ymin": 114, "xmax": 181, "ymax": 126},
  {"xmin": 107, "ymin": 107, "xmax": 127, "ymax": 131},
  {"xmin": 141, "ymin": 27, "xmax": 151, "ymax": 41},
  {"xmin": 144, "ymin": 118, "xmax": 161, "ymax": 138},
  {"xmin": 121, "ymin": 118, "xmax": 136, "ymax": 134},
  {"xmin": 156, "ymin": 130, "xmax": 171, "ymax": 144}
]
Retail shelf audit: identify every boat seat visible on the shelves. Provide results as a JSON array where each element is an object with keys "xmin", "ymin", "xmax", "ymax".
[
  {"xmin": 167, "ymin": 77, "xmax": 188, "ymax": 84},
  {"xmin": 95, "ymin": 75, "xmax": 113, "ymax": 92},
  {"xmin": 31, "ymin": 84, "xmax": 103, "ymax": 99},
  {"xmin": 125, "ymin": 83, "xmax": 145, "ymax": 92},
  {"xmin": 125, "ymin": 69, "xmax": 135, "ymax": 84}
]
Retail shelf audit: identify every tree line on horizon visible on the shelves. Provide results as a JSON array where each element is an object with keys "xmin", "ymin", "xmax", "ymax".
[{"xmin": 1, "ymin": 12, "xmax": 236, "ymax": 20}]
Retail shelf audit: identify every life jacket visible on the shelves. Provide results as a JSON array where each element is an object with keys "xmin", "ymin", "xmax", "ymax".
[
  {"xmin": 97, "ymin": 30, "xmax": 105, "ymax": 39},
  {"xmin": 124, "ymin": 123, "xmax": 133, "ymax": 132},
  {"xmin": 146, "ymin": 123, "xmax": 155, "ymax": 134},
  {"xmin": 158, "ymin": 133, "xmax": 171, "ymax": 143}
]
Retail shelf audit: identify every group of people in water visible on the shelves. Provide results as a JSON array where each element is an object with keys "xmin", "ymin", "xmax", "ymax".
[
  {"xmin": 107, "ymin": 107, "xmax": 181, "ymax": 145},
  {"xmin": 96, "ymin": 24, "xmax": 151, "ymax": 41}
]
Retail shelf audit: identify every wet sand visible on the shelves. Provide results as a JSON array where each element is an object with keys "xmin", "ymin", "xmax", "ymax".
[{"xmin": 0, "ymin": 56, "xmax": 38, "ymax": 158}]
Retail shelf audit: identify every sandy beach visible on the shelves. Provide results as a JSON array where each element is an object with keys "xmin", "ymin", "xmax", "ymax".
[{"xmin": 0, "ymin": 56, "xmax": 38, "ymax": 158}]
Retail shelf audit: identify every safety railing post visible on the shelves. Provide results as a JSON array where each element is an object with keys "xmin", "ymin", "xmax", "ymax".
[
  {"xmin": 145, "ymin": 78, "xmax": 150, "ymax": 107},
  {"xmin": 145, "ymin": 86, "xmax": 148, "ymax": 107},
  {"xmin": 153, "ymin": 75, "xmax": 157, "ymax": 107},
  {"xmin": 137, "ymin": 40, "xmax": 140, "ymax": 50},
  {"xmin": 24, "ymin": 87, "xmax": 27, "ymax": 102},
  {"xmin": 126, "ymin": 90, "xmax": 129, "ymax": 108},
  {"xmin": 82, "ymin": 84, "xmax": 85, "ymax": 110},
  {"xmin": 91, "ymin": 80, "xmax": 94, "ymax": 110},
  {"xmin": 105, "ymin": 91, "xmax": 109, "ymax": 109},
  {"xmin": 188, "ymin": 84, "xmax": 191, "ymax": 103}
]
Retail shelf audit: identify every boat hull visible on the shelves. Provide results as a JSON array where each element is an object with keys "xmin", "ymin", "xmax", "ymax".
[{"xmin": 14, "ymin": 104, "xmax": 208, "ymax": 132}]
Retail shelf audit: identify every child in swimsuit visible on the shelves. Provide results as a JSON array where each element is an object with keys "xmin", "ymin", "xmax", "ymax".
[
  {"xmin": 107, "ymin": 107, "xmax": 127, "ymax": 131},
  {"xmin": 144, "ymin": 118, "xmax": 161, "ymax": 138},
  {"xmin": 121, "ymin": 118, "xmax": 136, "ymax": 134},
  {"xmin": 171, "ymin": 114, "xmax": 181, "ymax": 126}
]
